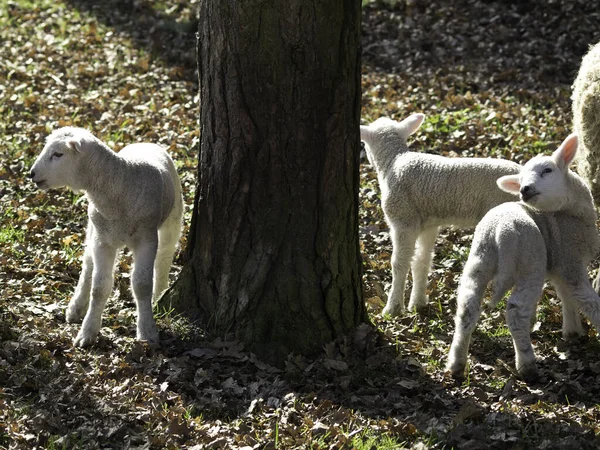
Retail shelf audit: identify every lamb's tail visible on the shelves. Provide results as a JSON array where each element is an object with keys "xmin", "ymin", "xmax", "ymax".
[
  {"xmin": 487, "ymin": 274, "xmax": 514, "ymax": 311},
  {"xmin": 486, "ymin": 225, "xmax": 520, "ymax": 310}
]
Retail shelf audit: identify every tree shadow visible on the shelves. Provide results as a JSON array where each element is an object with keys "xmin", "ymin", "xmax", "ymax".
[
  {"xmin": 64, "ymin": 0, "xmax": 198, "ymax": 83},
  {"xmin": 154, "ymin": 321, "xmax": 600, "ymax": 448},
  {"xmin": 4, "ymin": 307, "xmax": 600, "ymax": 448},
  {"xmin": 362, "ymin": 0, "xmax": 600, "ymax": 94}
]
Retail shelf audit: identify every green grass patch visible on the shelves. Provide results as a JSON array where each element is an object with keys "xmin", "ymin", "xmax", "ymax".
[
  {"xmin": 0, "ymin": 223, "xmax": 24, "ymax": 245},
  {"xmin": 423, "ymin": 109, "xmax": 476, "ymax": 135},
  {"xmin": 353, "ymin": 435, "xmax": 407, "ymax": 449}
]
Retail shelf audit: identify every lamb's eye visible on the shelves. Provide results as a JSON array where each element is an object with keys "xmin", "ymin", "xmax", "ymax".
[
  {"xmin": 52, "ymin": 152, "xmax": 63, "ymax": 158},
  {"xmin": 541, "ymin": 167, "xmax": 552, "ymax": 176}
]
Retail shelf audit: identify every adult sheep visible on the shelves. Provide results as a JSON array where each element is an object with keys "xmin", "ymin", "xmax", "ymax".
[
  {"xmin": 572, "ymin": 41, "xmax": 600, "ymax": 292},
  {"xmin": 573, "ymin": 41, "xmax": 600, "ymax": 207},
  {"xmin": 30, "ymin": 127, "xmax": 183, "ymax": 347}
]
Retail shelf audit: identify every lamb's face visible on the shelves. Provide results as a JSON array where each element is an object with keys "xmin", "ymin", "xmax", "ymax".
[
  {"xmin": 30, "ymin": 138, "xmax": 79, "ymax": 191},
  {"xmin": 498, "ymin": 134, "xmax": 578, "ymax": 212},
  {"xmin": 497, "ymin": 133, "xmax": 578, "ymax": 212},
  {"xmin": 518, "ymin": 156, "xmax": 569, "ymax": 212}
]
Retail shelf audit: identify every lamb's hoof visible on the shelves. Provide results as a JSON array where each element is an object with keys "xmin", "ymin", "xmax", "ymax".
[
  {"xmin": 382, "ymin": 302, "xmax": 405, "ymax": 318},
  {"xmin": 137, "ymin": 323, "xmax": 159, "ymax": 344},
  {"xmin": 73, "ymin": 329, "xmax": 99, "ymax": 347},
  {"xmin": 65, "ymin": 301, "xmax": 86, "ymax": 323},
  {"xmin": 563, "ymin": 330, "xmax": 586, "ymax": 342},
  {"xmin": 446, "ymin": 361, "xmax": 466, "ymax": 381},
  {"xmin": 517, "ymin": 364, "xmax": 539, "ymax": 383},
  {"xmin": 408, "ymin": 296, "xmax": 429, "ymax": 314}
]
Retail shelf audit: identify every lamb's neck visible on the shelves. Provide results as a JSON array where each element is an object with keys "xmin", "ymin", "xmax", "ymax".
[
  {"xmin": 80, "ymin": 141, "xmax": 129, "ymax": 215},
  {"xmin": 371, "ymin": 140, "xmax": 408, "ymax": 175},
  {"xmin": 563, "ymin": 175, "xmax": 598, "ymax": 224},
  {"xmin": 563, "ymin": 201, "xmax": 597, "ymax": 224}
]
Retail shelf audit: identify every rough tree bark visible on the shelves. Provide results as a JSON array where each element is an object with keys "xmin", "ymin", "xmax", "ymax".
[{"xmin": 163, "ymin": 0, "xmax": 365, "ymax": 365}]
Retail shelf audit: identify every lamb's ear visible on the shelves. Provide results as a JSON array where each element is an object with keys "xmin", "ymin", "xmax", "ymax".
[
  {"xmin": 67, "ymin": 137, "xmax": 83, "ymax": 153},
  {"xmin": 360, "ymin": 125, "xmax": 372, "ymax": 141},
  {"xmin": 497, "ymin": 175, "xmax": 521, "ymax": 195},
  {"xmin": 552, "ymin": 133, "xmax": 578, "ymax": 171},
  {"xmin": 360, "ymin": 125, "xmax": 373, "ymax": 145},
  {"xmin": 399, "ymin": 113, "xmax": 425, "ymax": 137}
]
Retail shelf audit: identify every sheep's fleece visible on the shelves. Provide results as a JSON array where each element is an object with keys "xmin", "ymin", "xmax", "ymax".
[
  {"xmin": 360, "ymin": 114, "xmax": 520, "ymax": 315},
  {"xmin": 447, "ymin": 134, "xmax": 600, "ymax": 382},
  {"xmin": 573, "ymin": 41, "xmax": 600, "ymax": 207},
  {"xmin": 30, "ymin": 127, "xmax": 183, "ymax": 347}
]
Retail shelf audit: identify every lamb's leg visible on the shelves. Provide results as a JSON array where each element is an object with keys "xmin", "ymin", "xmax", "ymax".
[
  {"xmin": 505, "ymin": 284, "xmax": 542, "ymax": 382},
  {"xmin": 153, "ymin": 218, "xmax": 181, "ymax": 303},
  {"xmin": 73, "ymin": 240, "xmax": 117, "ymax": 347},
  {"xmin": 131, "ymin": 234, "xmax": 160, "ymax": 343},
  {"xmin": 561, "ymin": 274, "xmax": 600, "ymax": 335},
  {"xmin": 446, "ymin": 257, "xmax": 488, "ymax": 379},
  {"xmin": 593, "ymin": 271, "xmax": 600, "ymax": 295},
  {"xmin": 552, "ymin": 278, "xmax": 585, "ymax": 340},
  {"xmin": 66, "ymin": 224, "xmax": 95, "ymax": 323},
  {"xmin": 383, "ymin": 226, "xmax": 418, "ymax": 317},
  {"xmin": 407, "ymin": 227, "xmax": 438, "ymax": 312}
]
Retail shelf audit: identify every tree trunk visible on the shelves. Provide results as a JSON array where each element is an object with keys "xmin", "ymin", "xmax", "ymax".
[{"xmin": 163, "ymin": 0, "xmax": 365, "ymax": 365}]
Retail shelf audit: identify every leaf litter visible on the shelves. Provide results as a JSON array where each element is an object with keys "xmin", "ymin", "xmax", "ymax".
[{"xmin": 2, "ymin": 0, "xmax": 600, "ymax": 448}]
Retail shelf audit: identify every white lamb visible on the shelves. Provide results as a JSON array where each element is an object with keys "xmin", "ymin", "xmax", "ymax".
[
  {"xmin": 360, "ymin": 114, "xmax": 521, "ymax": 315},
  {"xmin": 447, "ymin": 134, "xmax": 600, "ymax": 381},
  {"xmin": 30, "ymin": 127, "xmax": 183, "ymax": 347}
]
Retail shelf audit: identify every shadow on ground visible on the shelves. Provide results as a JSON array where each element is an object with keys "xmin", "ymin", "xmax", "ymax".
[{"xmin": 65, "ymin": 0, "xmax": 198, "ymax": 82}]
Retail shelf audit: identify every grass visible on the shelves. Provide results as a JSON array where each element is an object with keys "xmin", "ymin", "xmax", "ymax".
[
  {"xmin": 352, "ymin": 428, "xmax": 407, "ymax": 449},
  {"xmin": 0, "ymin": 223, "xmax": 24, "ymax": 246},
  {"xmin": 423, "ymin": 109, "xmax": 475, "ymax": 136}
]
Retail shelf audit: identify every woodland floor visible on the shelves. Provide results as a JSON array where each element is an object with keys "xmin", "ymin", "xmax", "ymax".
[{"xmin": 2, "ymin": 0, "xmax": 600, "ymax": 449}]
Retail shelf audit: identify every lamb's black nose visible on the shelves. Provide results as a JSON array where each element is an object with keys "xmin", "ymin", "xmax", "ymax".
[
  {"xmin": 520, "ymin": 185, "xmax": 536, "ymax": 201},
  {"xmin": 29, "ymin": 170, "xmax": 35, "ymax": 179}
]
